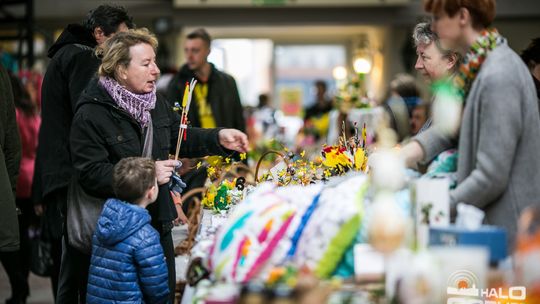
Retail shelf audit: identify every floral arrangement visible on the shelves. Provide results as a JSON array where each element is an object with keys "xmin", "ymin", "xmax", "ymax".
[
  {"xmin": 194, "ymin": 153, "xmax": 253, "ymax": 212},
  {"xmin": 257, "ymin": 148, "xmax": 324, "ymax": 187},
  {"xmin": 200, "ymin": 177, "xmax": 250, "ymax": 211},
  {"xmin": 197, "ymin": 153, "xmax": 248, "ymax": 182},
  {"xmin": 257, "ymin": 124, "xmax": 369, "ymax": 186},
  {"xmin": 334, "ymin": 74, "xmax": 370, "ymax": 113},
  {"xmin": 320, "ymin": 122, "xmax": 369, "ymax": 176}
]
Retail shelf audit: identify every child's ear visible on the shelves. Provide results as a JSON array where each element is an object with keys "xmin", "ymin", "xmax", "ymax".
[{"xmin": 146, "ymin": 185, "xmax": 156, "ymax": 200}]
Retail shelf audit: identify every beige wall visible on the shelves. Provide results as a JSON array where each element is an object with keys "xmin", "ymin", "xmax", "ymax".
[
  {"xmin": 495, "ymin": 19, "xmax": 540, "ymax": 53},
  {"xmin": 168, "ymin": 25, "xmax": 402, "ymax": 102},
  {"xmin": 160, "ymin": 18, "xmax": 539, "ymax": 105}
]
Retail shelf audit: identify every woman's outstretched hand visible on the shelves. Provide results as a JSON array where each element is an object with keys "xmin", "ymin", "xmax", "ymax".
[{"xmin": 218, "ymin": 129, "xmax": 249, "ymax": 153}]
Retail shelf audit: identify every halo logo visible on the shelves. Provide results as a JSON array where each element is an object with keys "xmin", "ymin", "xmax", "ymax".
[
  {"xmin": 447, "ymin": 270, "xmax": 480, "ymax": 297},
  {"xmin": 447, "ymin": 270, "xmax": 526, "ymax": 304}
]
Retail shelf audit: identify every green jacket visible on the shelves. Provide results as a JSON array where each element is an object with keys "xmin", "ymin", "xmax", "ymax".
[{"xmin": 0, "ymin": 63, "xmax": 21, "ymax": 252}]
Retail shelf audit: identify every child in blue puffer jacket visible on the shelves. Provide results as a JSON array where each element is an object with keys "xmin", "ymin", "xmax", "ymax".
[{"xmin": 87, "ymin": 157, "xmax": 169, "ymax": 303}]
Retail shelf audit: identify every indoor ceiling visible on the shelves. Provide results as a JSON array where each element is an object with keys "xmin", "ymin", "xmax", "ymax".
[{"xmin": 3, "ymin": 0, "xmax": 539, "ymax": 30}]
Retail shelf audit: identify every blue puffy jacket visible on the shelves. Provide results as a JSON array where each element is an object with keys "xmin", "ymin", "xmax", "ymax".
[{"xmin": 87, "ymin": 198, "xmax": 169, "ymax": 304}]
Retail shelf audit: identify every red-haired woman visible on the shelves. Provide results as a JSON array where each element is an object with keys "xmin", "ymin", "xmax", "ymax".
[{"xmin": 403, "ymin": 0, "xmax": 540, "ymax": 246}]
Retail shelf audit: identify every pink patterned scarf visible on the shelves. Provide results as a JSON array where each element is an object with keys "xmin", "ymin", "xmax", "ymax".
[{"xmin": 99, "ymin": 76, "xmax": 156, "ymax": 127}]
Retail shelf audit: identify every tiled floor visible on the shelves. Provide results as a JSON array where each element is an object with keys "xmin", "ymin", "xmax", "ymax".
[
  {"xmin": 0, "ymin": 266, "xmax": 54, "ymax": 304},
  {"xmin": 0, "ymin": 225, "xmax": 189, "ymax": 303}
]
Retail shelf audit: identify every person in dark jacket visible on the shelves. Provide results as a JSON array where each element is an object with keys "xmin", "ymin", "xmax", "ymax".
[
  {"xmin": 165, "ymin": 28, "xmax": 246, "ymax": 211},
  {"xmin": 70, "ymin": 28, "xmax": 248, "ymax": 303},
  {"xmin": 33, "ymin": 5, "xmax": 133, "ymax": 302},
  {"xmin": 304, "ymin": 80, "xmax": 333, "ymax": 121},
  {"xmin": 0, "ymin": 71, "xmax": 40, "ymax": 304},
  {"xmin": 87, "ymin": 157, "xmax": 168, "ymax": 304},
  {"xmin": 166, "ymin": 28, "xmax": 245, "ymax": 132},
  {"xmin": 521, "ymin": 37, "xmax": 540, "ymax": 103},
  {"xmin": 0, "ymin": 63, "xmax": 22, "ymax": 303}
]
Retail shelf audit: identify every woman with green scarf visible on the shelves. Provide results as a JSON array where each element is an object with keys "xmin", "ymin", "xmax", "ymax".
[{"xmin": 401, "ymin": 0, "xmax": 540, "ymax": 246}]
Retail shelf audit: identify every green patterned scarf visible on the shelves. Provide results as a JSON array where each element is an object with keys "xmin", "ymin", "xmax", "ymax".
[{"xmin": 453, "ymin": 28, "xmax": 505, "ymax": 100}]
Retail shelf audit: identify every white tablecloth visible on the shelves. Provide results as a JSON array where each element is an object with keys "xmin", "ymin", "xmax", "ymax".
[{"xmin": 180, "ymin": 209, "xmax": 229, "ymax": 304}]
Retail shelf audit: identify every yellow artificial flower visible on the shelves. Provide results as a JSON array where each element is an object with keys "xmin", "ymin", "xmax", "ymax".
[
  {"xmin": 354, "ymin": 148, "xmax": 365, "ymax": 170},
  {"xmin": 201, "ymin": 197, "xmax": 212, "ymax": 208},
  {"xmin": 324, "ymin": 169, "xmax": 331, "ymax": 178},
  {"xmin": 322, "ymin": 149, "xmax": 352, "ymax": 168},
  {"xmin": 207, "ymin": 155, "xmax": 223, "ymax": 167},
  {"xmin": 240, "ymin": 153, "xmax": 247, "ymax": 160},
  {"xmin": 201, "ymin": 185, "xmax": 217, "ymax": 209},
  {"xmin": 207, "ymin": 191, "xmax": 216, "ymax": 203},
  {"xmin": 223, "ymin": 179, "xmax": 235, "ymax": 189},
  {"xmin": 361, "ymin": 155, "xmax": 368, "ymax": 172},
  {"xmin": 362, "ymin": 124, "xmax": 367, "ymax": 146}
]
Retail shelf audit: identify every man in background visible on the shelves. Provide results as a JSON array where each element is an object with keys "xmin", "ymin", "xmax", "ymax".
[
  {"xmin": 166, "ymin": 28, "xmax": 245, "ymax": 131},
  {"xmin": 166, "ymin": 28, "xmax": 246, "ymax": 210},
  {"xmin": 304, "ymin": 80, "xmax": 333, "ymax": 121}
]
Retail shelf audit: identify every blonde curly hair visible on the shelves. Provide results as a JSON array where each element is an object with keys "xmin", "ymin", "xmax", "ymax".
[{"xmin": 97, "ymin": 28, "xmax": 158, "ymax": 79}]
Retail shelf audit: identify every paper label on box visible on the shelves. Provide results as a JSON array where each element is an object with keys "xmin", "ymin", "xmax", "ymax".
[
  {"xmin": 269, "ymin": 161, "xmax": 287, "ymax": 181},
  {"xmin": 414, "ymin": 178, "xmax": 450, "ymax": 227}
]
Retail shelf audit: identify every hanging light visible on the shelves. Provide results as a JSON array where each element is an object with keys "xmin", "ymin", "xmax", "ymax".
[
  {"xmin": 353, "ymin": 57, "xmax": 372, "ymax": 74},
  {"xmin": 332, "ymin": 66, "xmax": 348, "ymax": 80}
]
